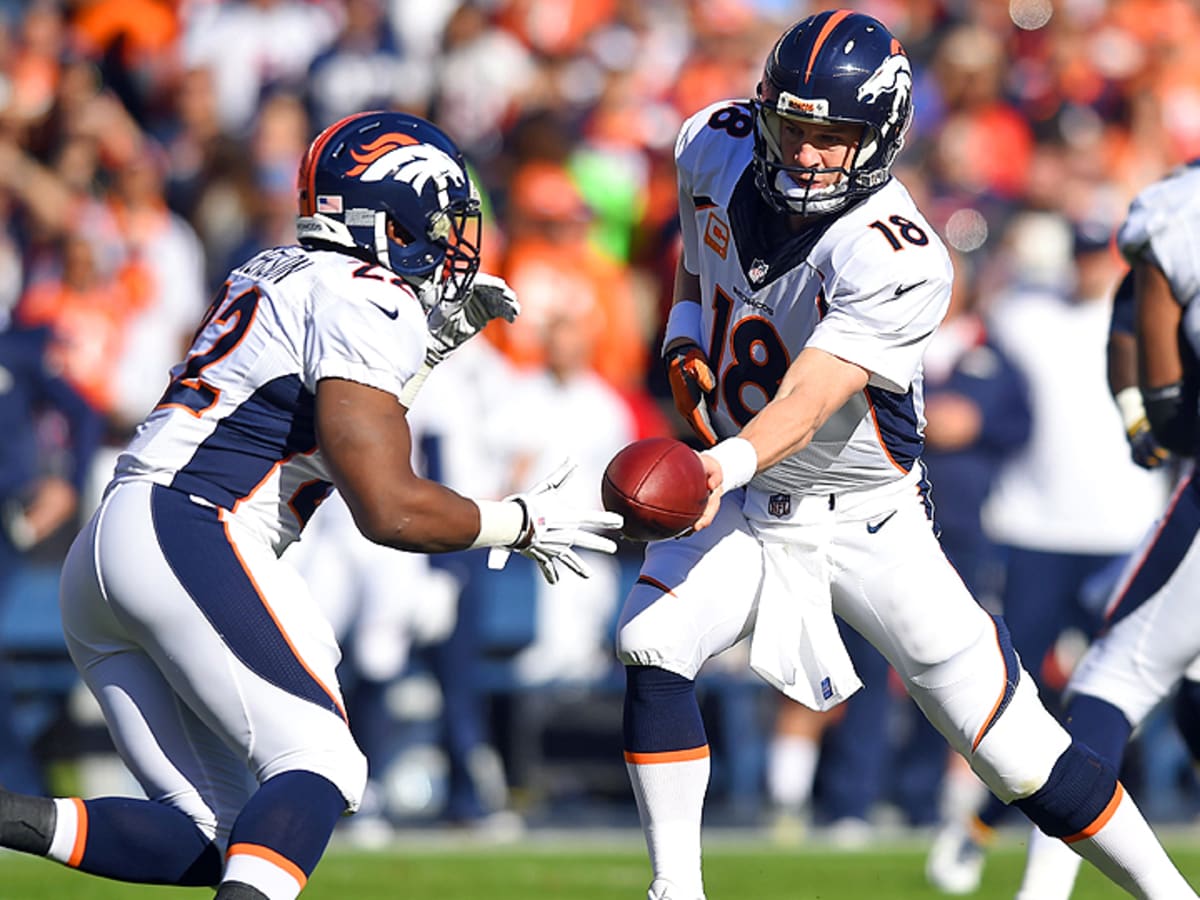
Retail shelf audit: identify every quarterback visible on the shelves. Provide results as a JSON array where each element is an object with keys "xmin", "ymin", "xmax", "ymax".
[
  {"xmin": 1016, "ymin": 161, "xmax": 1200, "ymax": 899},
  {"xmin": 0, "ymin": 111, "xmax": 620, "ymax": 900},
  {"xmin": 616, "ymin": 11, "xmax": 1198, "ymax": 900}
]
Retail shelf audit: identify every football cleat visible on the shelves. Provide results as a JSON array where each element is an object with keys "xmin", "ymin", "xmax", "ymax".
[
  {"xmin": 925, "ymin": 822, "xmax": 987, "ymax": 895},
  {"xmin": 647, "ymin": 879, "xmax": 706, "ymax": 900}
]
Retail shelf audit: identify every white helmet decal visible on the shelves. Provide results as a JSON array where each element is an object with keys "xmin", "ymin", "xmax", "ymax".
[
  {"xmin": 856, "ymin": 52, "xmax": 912, "ymax": 134},
  {"xmin": 347, "ymin": 135, "xmax": 465, "ymax": 213}
]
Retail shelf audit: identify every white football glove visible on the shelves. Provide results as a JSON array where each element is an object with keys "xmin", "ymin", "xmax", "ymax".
[
  {"xmin": 428, "ymin": 272, "xmax": 520, "ymax": 358},
  {"xmin": 488, "ymin": 459, "xmax": 624, "ymax": 585}
]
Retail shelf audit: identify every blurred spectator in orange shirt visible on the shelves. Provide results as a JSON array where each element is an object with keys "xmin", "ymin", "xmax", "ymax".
[
  {"xmin": 2, "ymin": 0, "xmax": 65, "ymax": 129},
  {"xmin": 14, "ymin": 228, "xmax": 149, "ymax": 422},
  {"xmin": 927, "ymin": 24, "xmax": 1035, "ymax": 201},
  {"xmin": 69, "ymin": 0, "xmax": 180, "ymax": 127},
  {"xmin": 490, "ymin": 159, "xmax": 649, "ymax": 395}
]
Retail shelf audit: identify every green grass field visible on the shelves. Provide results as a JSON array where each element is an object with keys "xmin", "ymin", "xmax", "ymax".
[{"xmin": 3, "ymin": 833, "xmax": 1200, "ymax": 899}]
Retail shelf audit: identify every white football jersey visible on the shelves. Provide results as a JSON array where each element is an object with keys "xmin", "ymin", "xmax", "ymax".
[
  {"xmin": 1117, "ymin": 160, "xmax": 1200, "ymax": 363},
  {"xmin": 113, "ymin": 245, "xmax": 430, "ymax": 553},
  {"xmin": 675, "ymin": 100, "xmax": 954, "ymax": 495}
]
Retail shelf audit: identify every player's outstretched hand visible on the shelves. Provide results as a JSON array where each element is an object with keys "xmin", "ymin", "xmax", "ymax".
[
  {"xmin": 666, "ymin": 343, "xmax": 718, "ymax": 447},
  {"xmin": 488, "ymin": 459, "xmax": 624, "ymax": 585},
  {"xmin": 428, "ymin": 273, "xmax": 520, "ymax": 357},
  {"xmin": 1126, "ymin": 415, "xmax": 1171, "ymax": 469}
]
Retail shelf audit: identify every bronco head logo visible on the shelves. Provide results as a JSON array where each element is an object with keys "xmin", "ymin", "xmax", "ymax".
[
  {"xmin": 346, "ymin": 132, "xmax": 466, "ymax": 211},
  {"xmin": 856, "ymin": 46, "xmax": 912, "ymax": 133}
]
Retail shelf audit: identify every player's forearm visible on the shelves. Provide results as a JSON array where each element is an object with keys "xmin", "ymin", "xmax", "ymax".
[
  {"xmin": 739, "ymin": 347, "xmax": 869, "ymax": 469},
  {"xmin": 350, "ymin": 478, "xmax": 524, "ymax": 554},
  {"xmin": 1134, "ymin": 260, "xmax": 1184, "ymax": 389}
]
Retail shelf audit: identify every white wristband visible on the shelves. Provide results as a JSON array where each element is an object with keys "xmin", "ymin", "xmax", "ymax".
[
  {"xmin": 661, "ymin": 300, "xmax": 702, "ymax": 357},
  {"xmin": 701, "ymin": 437, "xmax": 758, "ymax": 495},
  {"xmin": 469, "ymin": 499, "xmax": 526, "ymax": 549},
  {"xmin": 1115, "ymin": 386, "xmax": 1147, "ymax": 430}
]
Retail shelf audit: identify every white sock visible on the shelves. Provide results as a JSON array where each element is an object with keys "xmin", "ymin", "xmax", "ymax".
[
  {"xmin": 1069, "ymin": 786, "xmax": 1196, "ymax": 899},
  {"xmin": 626, "ymin": 751, "xmax": 710, "ymax": 899},
  {"xmin": 766, "ymin": 734, "xmax": 818, "ymax": 812},
  {"xmin": 223, "ymin": 844, "xmax": 305, "ymax": 900},
  {"xmin": 1015, "ymin": 825, "xmax": 1083, "ymax": 900},
  {"xmin": 46, "ymin": 798, "xmax": 84, "ymax": 866}
]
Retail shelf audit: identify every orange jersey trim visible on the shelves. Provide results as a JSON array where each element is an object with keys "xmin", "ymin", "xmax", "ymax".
[
  {"xmin": 624, "ymin": 745, "xmax": 710, "ymax": 765},
  {"xmin": 635, "ymin": 575, "xmax": 677, "ymax": 597},
  {"xmin": 227, "ymin": 842, "xmax": 309, "ymax": 888},
  {"xmin": 1063, "ymin": 782, "xmax": 1124, "ymax": 844}
]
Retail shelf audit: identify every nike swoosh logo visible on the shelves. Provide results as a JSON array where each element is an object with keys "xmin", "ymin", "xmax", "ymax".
[
  {"xmin": 866, "ymin": 510, "xmax": 897, "ymax": 534},
  {"xmin": 894, "ymin": 280, "xmax": 928, "ymax": 297},
  {"xmin": 368, "ymin": 300, "xmax": 399, "ymax": 320}
]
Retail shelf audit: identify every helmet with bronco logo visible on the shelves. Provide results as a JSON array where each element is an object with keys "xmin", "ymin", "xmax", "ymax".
[
  {"xmin": 754, "ymin": 10, "xmax": 913, "ymax": 215},
  {"xmin": 297, "ymin": 111, "xmax": 481, "ymax": 312}
]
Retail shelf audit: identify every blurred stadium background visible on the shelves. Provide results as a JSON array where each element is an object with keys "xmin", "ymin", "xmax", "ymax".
[{"xmin": 3, "ymin": 1, "xmax": 1200, "ymax": 894}]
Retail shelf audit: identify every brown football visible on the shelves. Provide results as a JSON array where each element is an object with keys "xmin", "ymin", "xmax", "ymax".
[{"xmin": 601, "ymin": 437, "xmax": 709, "ymax": 542}]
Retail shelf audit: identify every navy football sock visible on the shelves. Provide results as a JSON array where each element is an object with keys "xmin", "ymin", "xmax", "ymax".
[
  {"xmin": 1173, "ymin": 678, "xmax": 1200, "ymax": 761},
  {"xmin": 225, "ymin": 771, "xmax": 347, "ymax": 882},
  {"xmin": 1065, "ymin": 693, "xmax": 1133, "ymax": 768},
  {"xmin": 75, "ymin": 796, "xmax": 223, "ymax": 885},
  {"xmin": 623, "ymin": 665, "xmax": 706, "ymax": 754},
  {"xmin": 1014, "ymin": 741, "xmax": 1119, "ymax": 839}
]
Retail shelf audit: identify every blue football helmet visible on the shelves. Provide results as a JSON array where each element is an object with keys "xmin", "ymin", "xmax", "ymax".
[
  {"xmin": 753, "ymin": 10, "xmax": 913, "ymax": 215},
  {"xmin": 296, "ymin": 110, "xmax": 481, "ymax": 312}
]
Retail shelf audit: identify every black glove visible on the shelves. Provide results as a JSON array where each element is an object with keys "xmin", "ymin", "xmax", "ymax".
[{"xmin": 1144, "ymin": 381, "xmax": 1197, "ymax": 456}]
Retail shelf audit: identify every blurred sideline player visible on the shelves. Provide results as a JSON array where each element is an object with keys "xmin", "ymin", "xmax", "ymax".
[
  {"xmin": 0, "ymin": 317, "xmax": 102, "ymax": 794},
  {"xmin": 1015, "ymin": 163, "xmax": 1200, "ymax": 900},
  {"xmin": 925, "ymin": 212, "xmax": 1171, "ymax": 895},
  {"xmin": 500, "ymin": 302, "xmax": 638, "ymax": 686},
  {"xmin": 614, "ymin": 11, "xmax": 1198, "ymax": 900},
  {"xmin": 0, "ymin": 111, "xmax": 620, "ymax": 900}
]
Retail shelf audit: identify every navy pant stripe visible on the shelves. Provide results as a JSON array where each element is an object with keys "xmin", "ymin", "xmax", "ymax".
[{"xmin": 150, "ymin": 485, "xmax": 344, "ymax": 720}]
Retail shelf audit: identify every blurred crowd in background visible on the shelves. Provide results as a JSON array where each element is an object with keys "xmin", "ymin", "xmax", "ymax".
[{"xmin": 2, "ymin": 0, "xmax": 1200, "ymax": 849}]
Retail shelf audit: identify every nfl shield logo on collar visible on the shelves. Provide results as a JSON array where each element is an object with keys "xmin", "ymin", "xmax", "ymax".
[
  {"xmin": 768, "ymin": 493, "xmax": 791, "ymax": 517},
  {"xmin": 748, "ymin": 258, "xmax": 770, "ymax": 284}
]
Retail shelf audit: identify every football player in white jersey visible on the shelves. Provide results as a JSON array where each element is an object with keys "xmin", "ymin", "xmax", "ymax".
[
  {"xmin": 0, "ymin": 111, "xmax": 621, "ymax": 900},
  {"xmin": 1015, "ymin": 162, "xmax": 1200, "ymax": 899},
  {"xmin": 615, "ymin": 11, "xmax": 1198, "ymax": 900}
]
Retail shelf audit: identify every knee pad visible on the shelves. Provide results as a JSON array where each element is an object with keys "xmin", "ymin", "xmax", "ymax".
[
  {"xmin": 615, "ymin": 580, "xmax": 704, "ymax": 678},
  {"xmin": 911, "ymin": 615, "xmax": 1068, "ymax": 802},
  {"xmin": 1014, "ymin": 741, "xmax": 1120, "ymax": 840},
  {"xmin": 970, "ymin": 669, "xmax": 1071, "ymax": 802}
]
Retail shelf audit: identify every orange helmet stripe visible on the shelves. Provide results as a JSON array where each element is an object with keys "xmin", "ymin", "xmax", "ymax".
[
  {"xmin": 805, "ymin": 9, "xmax": 853, "ymax": 83},
  {"xmin": 298, "ymin": 111, "xmax": 367, "ymax": 216}
]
